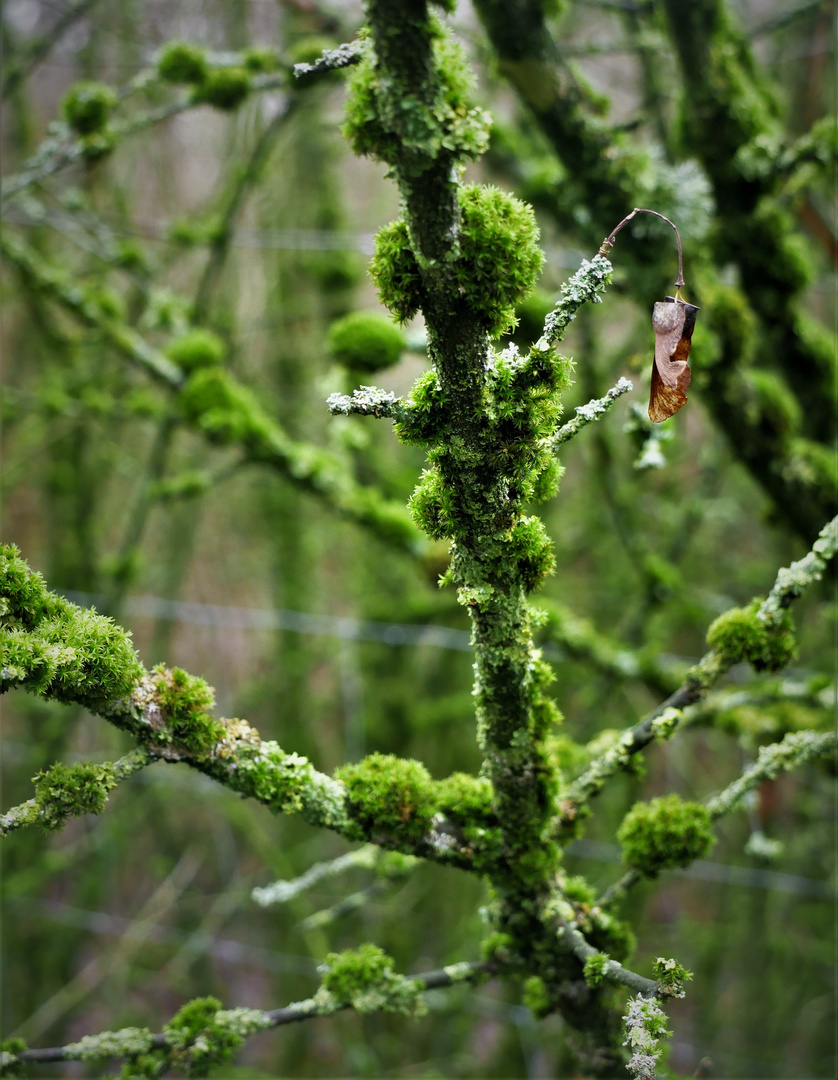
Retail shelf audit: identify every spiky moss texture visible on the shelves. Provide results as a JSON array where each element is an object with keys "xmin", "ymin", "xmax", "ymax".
[
  {"xmin": 618, "ymin": 795, "xmax": 714, "ymax": 877},
  {"xmin": 32, "ymin": 761, "xmax": 117, "ymax": 830},
  {"xmin": 0, "ymin": 545, "xmax": 142, "ymax": 707},
  {"xmin": 370, "ymin": 185, "xmax": 543, "ymax": 336}
]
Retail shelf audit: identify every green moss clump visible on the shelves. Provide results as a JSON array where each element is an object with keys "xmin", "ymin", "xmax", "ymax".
[
  {"xmin": 436, "ymin": 772, "xmax": 494, "ymax": 824},
  {"xmin": 408, "ymin": 466, "xmax": 451, "ymax": 540},
  {"xmin": 343, "ymin": 26, "xmax": 489, "ymax": 167},
  {"xmin": 336, "ymin": 753, "xmax": 437, "ymax": 840},
  {"xmin": 0, "ymin": 1037, "xmax": 27, "ymax": 1078},
  {"xmin": 522, "ymin": 974, "xmax": 551, "ymax": 1017},
  {"xmin": 321, "ymin": 943, "xmax": 390, "ymax": 1001},
  {"xmin": 179, "ymin": 368, "xmax": 270, "ymax": 445},
  {"xmin": 395, "ymin": 370, "xmax": 449, "ymax": 445},
  {"xmin": 164, "ymin": 997, "xmax": 242, "ymax": 1078},
  {"xmin": 618, "ymin": 795, "xmax": 714, "ymax": 877},
  {"xmin": 0, "ymin": 544, "xmax": 60, "ymax": 629},
  {"xmin": 504, "ymin": 517, "xmax": 555, "ymax": 591},
  {"xmin": 453, "ymin": 185, "xmax": 544, "ymax": 337},
  {"xmin": 327, "ymin": 311, "xmax": 406, "ymax": 373},
  {"xmin": 707, "ymin": 599, "xmax": 797, "ymax": 673},
  {"xmin": 33, "ymin": 761, "xmax": 117, "ymax": 830},
  {"xmin": 165, "ymin": 329, "xmax": 226, "ymax": 373},
  {"xmin": 157, "ymin": 41, "xmax": 210, "ymax": 84},
  {"xmin": 194, "ymin": 67, "xmax": 251, "ymax": 110},
  {"xmin": 582, "ymin": 952, "xmax": 609, "ymax": 988},
  {"xmin": 369, "ymin": 218, "xmax": 425, "ymax": 324},
  {"xmin": 62, "ymin": 81, "xmax": 116, "ymax": 135},
  {"xmin": 321, "ymin": 944, "xmax": 423, "ymax": 1016},
  {"xmin": 153, "ymin": 665, "xmax": 225, "ymax": 755},
  {"xmin": 243, "ymin": 46, "xmax": 280, "ymax": 73}
]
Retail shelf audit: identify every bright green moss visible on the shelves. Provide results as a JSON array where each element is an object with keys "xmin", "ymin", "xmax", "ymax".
[
  {"xmin": 343, "ymin": 26, "xmax": 489, "ymax": 167},
  {"xmin": 327, "ymin": 311, "xmax": 406, "ymax": 372},
  {"xmin": 164, "ymin": 997, "xmax": 244, "ymax": 1078},
  {"xmin": 618, "ymin": 795, "xmax": 714, "ymax": 877},
  {"xmin": 453, "ymin": 185, "xmax": 544, "ymax": 337},
  {"xmin": 153, "ymin": 665, "xmax": 225, "ymax": 755},
  {"xmin": 582, "ymin": 952, "xmax": 609, "ymax": 988},
  {"xmin": 321, "ymin": 944, "xmax": 423, "ymax": 1015},
  {"xmin": 436, "ymin": 772, "xmax": 494, "ymax": 824},
  {"xmin": 408, "ymin": 466, "xmax": 450, "ymax": 539},
  {"xmin": 369, "ymin": 218, "xmax": 425, "ymax": 324},
  {"xmin": 62, "ymin": 81, "xmax": 116, "ymax": 135},
  {"xmin": 179, "ymin": 368, "xmax": 269, "ymax": 445},
  {"xmin": 194, "ymin": 67, "xmax": 251, "ymax": 110},
  {"xmin": 157, "ymin": 41, "xmax": 210, "ymax": 84},
  {"xmin": 522, "ymin": 974, "xmax": 551, "ymax": 1016},
  {"xmin": 394, "ymin": 369, "xmax": 449, "ymax": 445},
  {"xmin": 336, "ymin": 753, "xmax": 437, "ymax": 840},
  {"xmin": 706, "ymin": 599, "xmax": 797, "ymax": 673},
  {"xmin": 165, "ymin": 329, "xmax": 226, "ymax": 373},
  {"xmin": 504, "ymin": 517, "xmax": 555, "ymax": 591},
  {"xmin": 0, "ymin": 544, "xmax": 62, "ymax": 629},
  {"xmin": 40, "ymin": 608, "xmax": 143, "ymax": 706},
  {"xmin": 33, "ymin": 761, "xmax": 117, "ymax": 830}
]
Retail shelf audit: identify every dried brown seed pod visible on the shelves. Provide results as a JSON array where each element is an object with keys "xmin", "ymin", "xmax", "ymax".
[{"xmin": 649, "ymin": 296, "xmax": 699, "ymax": 423}]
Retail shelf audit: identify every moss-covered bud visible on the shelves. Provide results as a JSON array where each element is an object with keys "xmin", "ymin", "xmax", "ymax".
[
  {"xmin": 522, "ymin": 974, "xmax": 551, "ymax": 1017},
  {"xmin": 707, "ymin": 599, "xmax": 797, "ymax": 673},
  {"xmin": 321, "ymin": 944, "xmax": 423, "ymax": 1016},
  {"xmin": 453, "ymin": 185, "xmax": 544, "ymax": 337},
  {"xmin": 153, "ymin": 664, "xmax": 225, "ymax": 755},
  {"xmin": 33, "ymin": 761, "xmax": 117, "ymax": 830},
  {"xmin": 408, "ymin": 466, "xmax": 451, "ymax": 540},
  {"xmin": 165, "ymin": 329, "xmax": 226, "ymax": 373},
  {"xmin": 194, "ymin": 68, "xmax": 251, "ymax": 110},
  {"xmin": 369, "ymin": 219, "xmax": 425, "ymax": 324},
  {"xmin": 336, "ymin": 753, "xmax": 437, "ymax": 840},
  {"xmin": 582, "ymin": 952, "xmax": 609, "ymax": 988},
  {"xmin": 327, "ymin": 311, "xmax": 406, "ymax": 373},
  {"xmin": 62, "ymin": 81, "xmax": 116, "ymax": 135},
  {"xmin": 618, "ymin": 795, "xmax": 714, "ymax": 876},
  {"xmin": 653, "ymin": 956, "xmax": 693, "ymax": 998},
  {"xmin": 158, "ymin": 41, "xmax": 210, "ymax": 84}
]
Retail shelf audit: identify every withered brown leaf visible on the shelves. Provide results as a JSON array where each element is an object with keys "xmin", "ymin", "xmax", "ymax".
[{"xmin": 648, "ymin": 296, "xmax": 699, "ymax": 423}]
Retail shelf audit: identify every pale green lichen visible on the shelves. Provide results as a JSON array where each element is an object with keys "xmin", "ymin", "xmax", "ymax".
[
  {"xmin": 623, "ymin": 994, "xmax": 671, "ymax": 1079},
  {"xmin": 65, "ymin": 1027, "xmax": 154, "ymax": 1061}
]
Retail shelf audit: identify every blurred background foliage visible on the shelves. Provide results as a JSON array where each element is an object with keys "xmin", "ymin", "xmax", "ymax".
[{"xmin": 0, "ymin": 0, "xmax": 835, "ymax": 1076}]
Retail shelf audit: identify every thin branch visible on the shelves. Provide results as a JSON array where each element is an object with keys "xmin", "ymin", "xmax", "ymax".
[
  {"xmin": 0, "ymin": 750, "xmax": 150, "ymax": 838},
  {"xmin": 550, "ymin": 377, "xmax": 633, "ymax": 448},
  {"xmin": 14, "ymin": 961, "xmax": 496, "ymax": 1065},
  {"xmin": 293, "ymin": 40, "xmax": 364, "ymax": 79},
  {"xmin": 560, "ymin": 516, "xmax": 838, "ymax": 825},
  {"xmin": 2, "ymin": 0, "xmax": 102, "ymax": 100},
  {"xmin": 552, "ymin": 913, "xmax": 658, "ymax": 996},
  {"xmin": 600, "ymin": 207, "xmax": 685, "ymax": 289},
  {"xmin": 252, "ymin": 845, "xmax": 379, "ymax": 906},
  {"xmin": 327, "ymin": 386, "xmax": 410, "ymax": 420}
]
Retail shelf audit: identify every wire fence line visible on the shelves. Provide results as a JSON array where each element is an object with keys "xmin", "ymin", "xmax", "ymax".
[{"xmin": 62, "ymin": 590, "xmax": 477, "ymax": 651}]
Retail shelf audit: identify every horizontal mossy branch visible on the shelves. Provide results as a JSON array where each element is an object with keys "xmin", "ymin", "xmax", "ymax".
[
  {"xmin": 1, "ymin": 545, "xmax": 497, "ymax": 868},
  {"xmin": 0, "ymin": 750, "xmax": 149, "ymax": 838},
  {"xmin": 559, "ymin": 517, "xmax": 838, "ymax": 828},
  {"xmin": 10, "ymin": 960, "xmax": 495, "ymax": 1069},
  {"xmin": 327, "ymin": 386, "xmax": 411, "ymax": 421}
]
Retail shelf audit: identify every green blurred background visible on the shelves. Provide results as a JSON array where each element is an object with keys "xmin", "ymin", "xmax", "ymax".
[{"xmin": 1, "ymin": 0, "xmax": 835, "ymax": 1075}]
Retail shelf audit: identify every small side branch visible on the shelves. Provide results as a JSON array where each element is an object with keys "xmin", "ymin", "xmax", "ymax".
[
  {"xmin": 327, "ymin": 387, "xmax": 410, "ymax": 421},
  {"xmin": 550, "ymin": 377, "xmax": 633, "ymax": 449},
  {"xmin": 706, "ymin": 731, "xmax": 837, "ymax": 820},
  {"xmin": 12, "ymin": 961, "xmax": 495, "ymax": 1067},
  {"xmin": 294, "ymin": 41, "xmax": 363, "ymax": 79},
  {"xmin": 252, "ymin": 845, "xmax": 379, "ymax": 906},
  {"xmin": 552, "ymin": 913, "xmax": 658, "ymax": 997}
]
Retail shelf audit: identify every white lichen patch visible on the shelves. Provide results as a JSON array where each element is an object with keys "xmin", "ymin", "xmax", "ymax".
[{"xmin": 65, "ymin": 1027, "xmax": 154, "ymax": 1062}]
